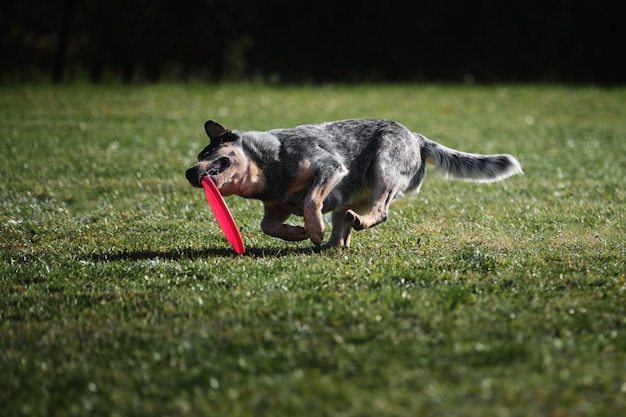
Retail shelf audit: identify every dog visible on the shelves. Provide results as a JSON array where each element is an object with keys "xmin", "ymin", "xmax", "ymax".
[{"xmin": 186, "ymin": 119, "xmax": 522, "ymax": 248}]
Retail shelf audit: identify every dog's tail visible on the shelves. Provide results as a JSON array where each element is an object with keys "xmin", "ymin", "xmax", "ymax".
[{"xmin": 420, "ymin": 136, "xmax": 523, "ymax": 183}]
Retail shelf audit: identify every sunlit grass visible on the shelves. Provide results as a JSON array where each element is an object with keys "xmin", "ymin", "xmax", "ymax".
[{"xmin": 1, "ymin": 83, "xmax": 625, "ymax": 416}]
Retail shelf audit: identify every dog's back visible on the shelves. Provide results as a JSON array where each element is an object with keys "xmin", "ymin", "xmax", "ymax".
[
  {"xmin": 265, "ymin": 118, "xmax": 522, "ymax": 190},
  {"xmin": 262, "ymin": 119, "xmax": 424, "ymax": 206}
]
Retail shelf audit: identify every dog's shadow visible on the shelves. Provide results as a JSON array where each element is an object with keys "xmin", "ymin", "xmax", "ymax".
[{"xmin": 89, "ymin": 245, "xmax": 322, "ymax": 262}]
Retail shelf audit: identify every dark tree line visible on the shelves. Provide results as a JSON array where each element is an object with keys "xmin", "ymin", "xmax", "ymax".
[{"xmin": 1, "ymin": 0, "xmax": 625, "ymax": 84}]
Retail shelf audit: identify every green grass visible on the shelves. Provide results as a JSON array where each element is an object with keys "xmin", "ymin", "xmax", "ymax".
[{"xmin": 1, "ymin": 83, "xmax": 625, "ymax": 417}]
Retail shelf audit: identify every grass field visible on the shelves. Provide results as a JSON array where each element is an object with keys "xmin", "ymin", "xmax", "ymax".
[{"xmin": 1, "ymin": 83, "xmax": 625, "ymax": 416}]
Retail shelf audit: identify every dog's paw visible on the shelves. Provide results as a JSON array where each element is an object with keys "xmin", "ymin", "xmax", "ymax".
[
  {"xmin": 345, "ymin": 210, "xmax": 365, "ymax": 230},
  {"xmin": 307, "ymin": 229, "xmax": 324, "ymax": 247},
  {"xmin": 304, "ymin": 220, "xmax": 324, "ymax": 246},
  {"xmin": 279, "ymin": 225, "xmax": 309, "ymax": 242},
  {"xmin": 261, "ymin": 221, "xmax": 309, "ymax": 241},
  {"xmin": 292, "ymin": 226, "xmax": 309, "ymax": 241}
]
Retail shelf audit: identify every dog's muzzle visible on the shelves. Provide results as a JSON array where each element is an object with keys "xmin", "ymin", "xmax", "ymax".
[
  {"xmin": 185, "ymin": 166, "xmax": 202, "ymax": 187},
  {"xmin": 185, "ymin": 157, "xmax": 231, "ymax": 187}
]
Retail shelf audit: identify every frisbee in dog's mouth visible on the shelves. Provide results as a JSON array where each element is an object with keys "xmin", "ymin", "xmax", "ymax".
[{"xmin": 201, "ymin": 175, "xmax": 245, "ymax": 255}]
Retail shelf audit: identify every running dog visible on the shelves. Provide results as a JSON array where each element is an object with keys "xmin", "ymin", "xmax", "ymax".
[{"xmin": 186, "ymin": 119, "xmax": 522, "ymax": 247}]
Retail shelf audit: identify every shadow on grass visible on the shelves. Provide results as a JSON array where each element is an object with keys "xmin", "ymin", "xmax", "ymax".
[{"xmin": 88, "ymin": 245, "xmax": 322, "ymax": 262}]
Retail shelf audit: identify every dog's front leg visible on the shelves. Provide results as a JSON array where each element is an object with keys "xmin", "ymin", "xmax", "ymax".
[
  {"xmin": 303, "ymin": 165, "xmax": 348, "ymax": 246},
  {"xmin": 261, "ymin": 204, "xmax": 309, "ymax": 241}
]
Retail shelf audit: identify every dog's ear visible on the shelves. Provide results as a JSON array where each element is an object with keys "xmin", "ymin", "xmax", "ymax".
[{"xmin": 205, "ymin": 120, "xmax": 230, "ymax": 140}]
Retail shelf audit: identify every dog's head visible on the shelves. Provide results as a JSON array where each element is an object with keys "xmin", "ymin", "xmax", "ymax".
[{"xmin": 185, "ymin": 120, "xmax": 264, "ymax": 197}]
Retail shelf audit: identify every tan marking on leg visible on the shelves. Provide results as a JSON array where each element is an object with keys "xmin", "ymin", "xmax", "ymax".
[
  {"xmin": 346, "ymin": 185, "xmax": 394, "ymax": 231},
  {"xmin": 303, "ymin": 165, "xmax": 348, "ymax": 246}
]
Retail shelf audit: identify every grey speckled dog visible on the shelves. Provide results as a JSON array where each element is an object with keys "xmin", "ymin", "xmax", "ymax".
[{"xmin": 186, "ymin": 119, "xmax": 522, "ymax": 248}]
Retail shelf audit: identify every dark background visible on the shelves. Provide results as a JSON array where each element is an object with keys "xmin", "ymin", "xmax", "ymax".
[{"xmin": 2, "ymin": 0, "xmax": 624, "ymax": 84}]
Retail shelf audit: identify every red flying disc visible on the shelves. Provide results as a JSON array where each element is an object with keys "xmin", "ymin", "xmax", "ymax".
[{"xmin": 201, "ymin": 176, "xmax": 245, "ymax": 254}]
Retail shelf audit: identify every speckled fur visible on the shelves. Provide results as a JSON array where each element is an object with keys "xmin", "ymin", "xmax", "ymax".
[{"xmin": 186, "ymin": 119, "xmax": 522, "ymax": 247}]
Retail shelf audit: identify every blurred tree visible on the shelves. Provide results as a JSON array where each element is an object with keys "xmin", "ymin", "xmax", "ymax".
[{"xmin": 1, "ymin": 0, "xmax": 624, "ymax": 84}]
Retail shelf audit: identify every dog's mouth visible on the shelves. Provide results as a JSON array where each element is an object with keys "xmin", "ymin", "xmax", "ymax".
[
  {"xmin": 186, "ymin": 157, "xmax": 231, "ymax": 187},
  {"xmin": 203, "ymin": 157, "xmax": 231, "ymax": 178}
]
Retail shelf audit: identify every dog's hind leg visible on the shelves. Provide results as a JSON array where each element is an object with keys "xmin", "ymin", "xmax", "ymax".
[
  {"xmin": 345, "ymin": 184, "xmax": 397, "ymax": 231},
  {"xmin": 345, "ymin": 133, "xmax": 419, "ymax": 232},
  {"xmin": 261, "ymin": 204, "xmax": 309, "ymax": 241},
  {"xmin": 327, "ymin": 209, "xmax": 354, "ymax": 248},
  {"xmin": 345, "ymin": 160, "xmax": 407, "ymax": 231}
]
